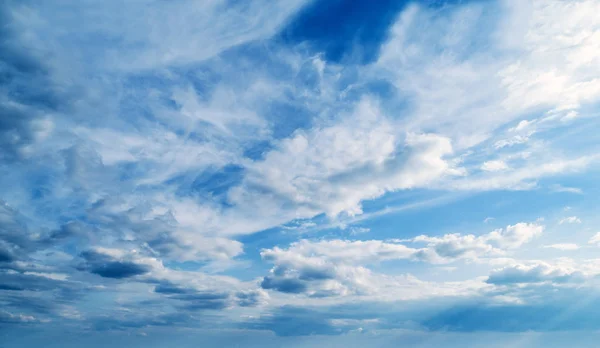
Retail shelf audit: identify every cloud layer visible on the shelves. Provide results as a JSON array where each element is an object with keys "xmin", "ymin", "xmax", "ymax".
[{"xmin": 1, "ymin": 0, "xmax": 600, "ymax": 345}]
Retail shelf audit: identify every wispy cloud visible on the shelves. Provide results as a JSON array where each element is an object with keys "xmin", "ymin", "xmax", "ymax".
[
  {"xmin": 559, "ymin": 216, "xmax": 582, "ymax": 224},
  {"xmin": 543, "ymin": 243, "xmax": 580, "ymax": 251},
  {"xmin": 550, "ymin": 184, "xmax": 583, "ymax": 194}
]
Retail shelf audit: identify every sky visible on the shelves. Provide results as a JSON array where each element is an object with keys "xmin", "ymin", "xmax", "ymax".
[{"xmin": 1, "ymin": 0, "xmax": 600, "ymax": 346}]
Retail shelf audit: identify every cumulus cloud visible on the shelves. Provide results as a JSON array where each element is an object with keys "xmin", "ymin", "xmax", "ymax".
[
  {"xmin": 77, "ymin": 197, "xmax": 245, "ymax": 262},
  {"xmin": 260, "ymin": 240, "xmax": 431, "ymax": 297},
  {"xmin": 487, "ymin": 262, "xmax": 586, "ymax": 285},
  {"xmin": 235, "ymin": 289, "xmax": 270, "ymax": 307},
  {"xmin": 411, "ymin": 222, "xmax": 544, "ymax": 260},
  {"xmin": 484, "ymin": 222, "xmax": 544, "ymax": 249},
  {"xmin": 148, "ymin": 278, "xmax": 268, "ymax": 311},
  {"xmin": 259, "ymin": 222, "xmax": 542, "ymax": 297},
  {"xmin": 262, "ymin": 239, "xmax": 418, "ymax": 265}
]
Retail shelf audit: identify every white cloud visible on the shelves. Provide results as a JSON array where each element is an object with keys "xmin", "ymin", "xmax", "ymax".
[
  {"xmin": 16, "ymin": 0, "xmax": 310, "ymax": 71},
  {"xmin": 588, "ymin": 232, "xmax": 600, "ymax": 245},
  {"xmin": 373, "ymin": 0, "xmax": 600, "ymax": 195},
  {"xmin": 411, "ymin": 233, "xmax": 499, "ymax": 262},
  {"xmin": 262, "ymin": 240, "xmax": 419, "ymax": 265},
  {"xmin": 82, "ymin": 195, "xmax": 245, "ymax": 263},
  {"xmin": 349, "ymin": 227, "xmax": 371, "ymax": 235},
  {"xmin": 481, "ymin": 160, "xmax": 509, "ymax": 172},
  {"xmin": 259, "ymin": 222, "xmax": 542, "ymax": 298},
  {"xmin": 485, "ymin": 222, "xmax": 544, "ymax": 249},
  {"xmin": 447, "ymin": 156, "xmax": 594, "ymax": 191},
  {"xmin": 559, "ymin": 216, "xmax": 582, "ymax": 224},
  {"xmin": 501, "ymin": 0, "xmax": 600, "ymax": 111},
  {"xmin": 377, "ymin": 1, "xmax": 600, "ymax": 145},
  {"xmin": 23, "ymin": 272, "xmax": 69, "ymax": 281},
  {"xmin": 231, "ymin": 98, "xmax": 453, "ymax": 219},
  {"xmin": 484, "ymin": 258, "xmax": 600, "ymax": 307},
  {"xmin": 510, "ymin": 120, "xmax": 534, "ymax": 132},
  {"xmin": 494, "ymin": 134, "xmax": 532, "ymax": 149},
  {"xmin": 487, "ymin": 261, "xmax": 586, "ymax": 285},
  {"xmin": 550, "ymin": 184, "xmax": 583, "ymax": 194},
  {"xmin": 411, "ymin": 222, "xmax": 544, "ymax": 262},
  {"xmin": 260, "ymin": 241, "xmax": 488, "ymax": 300},
  {"xmin": 543, "ymin": 244, "xmax": 580, "ymax": 251},
  {"xmin": 266, "ymin": 222, "xmax": 543, "ymax": 268}
]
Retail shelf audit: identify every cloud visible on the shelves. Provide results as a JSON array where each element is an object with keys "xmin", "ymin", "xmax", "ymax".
[
  {"xmin": 261, "ymin": 276, "xmax": 309, "ymax": 294},
  {"xmin": 1, "ymin": 0, "xmax": 600, "ymax": 339},
  {"xmin": 73, "ymin": 246, "xmax": 266, "ymax": 311},
  {"xmin": 235, "ymin": 289, "xmax": 269, "ymax": 307},
  {"xmin": 232, "ymin": 98, "xmax": 454, "ymax": 219},
  {"xmin": 486, "ymin": 262, "xmax": 586, "ymax": 285},
  {"xmin": 494, "ymin": 134, "xmax": 532, "ymax": 149},
  {"xmin": 0, "ymin": 271, "xmax": 69, "ymax": 292},
  {"xmin": 74, "ymin": 197, "xmax": 245, "ymax": 263},
  {"xmin": 259, "ymin": 222, "xmax": 541, "ymax": 297},
  {"xmin": 0, "ymin": 262, "xmax": 94, "ymax": 324},
  {"xmin": 0, "ymin": 201, "xmax": 34, "ymax": 257},
  {"xmin": 481, "ymin": 160, "xmax": 509, "ymax": 172},
  {"xmin": 243, "ymin": 306, "xmax": 344, "ymax": 336},
  {"xmin": 375, "ymin": 0, "xmax": 600, "ymax": 193},
  {"xmin": 411, "ymin": 222, "xmax": 544, "ymax": 259},
  {"xmin": 13, "ymin": 0, "xmax": 310, "ymax": 71},
  {"xmin": 82, "ymin": 258, "xmax": 149, "ymax": 279},
  {"xmin": 151, "ymin": 280, "xmax": 268, "ymax": 311},
  {"xmin": 259, "ymin": 240, "xmax": 484, "ymax": 299},
  {"xmin": 262, "ymin": 239, "xmax": 418, "ymax": 265},
  {"xmin": 0, "ymin": 4, "xmax": 59, "ymax": 163},
  {"xmin": 543, "ymin": 244, "xmax": 580, "ymax": 251},
  {"xmin": 588, "ymin": 232, "xmax": 600, "ymax": 245},
  {"xmin": 425, "ymin": 259, "xmax": 600, "ymax": 333},
  {"xmin": 77, "ymin": 249, "xmax": 154, "ymax": 279},
  {"xmin": 559, "ymin": 216, "xmax": 582, "ymax": 224},
  {"xmin": 484, "ymin": 222, "xmax": 544, "ymax": 249},
  {"xmin": 447, "ymin": 156, "xmax": 595, "ymax": 191},
  {"xmin": 0, "ymin": 310, "xmax": 38, "ymax": 324},
  {"xmin": 170, "ymin": 291, "xmax": 232, "ymax": 311},
  {"xmin": 549, "ymin": 184, "xmax": 583, "ymax": 194}
]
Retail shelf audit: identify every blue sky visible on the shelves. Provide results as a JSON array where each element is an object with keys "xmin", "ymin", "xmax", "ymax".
[{"xmin": 1, "ymin": 0, "xmax": 600, "ymax": 346}]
